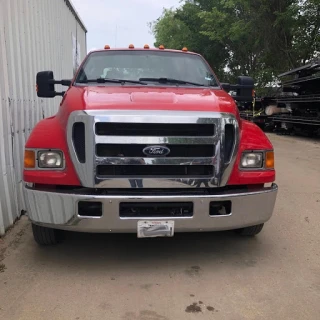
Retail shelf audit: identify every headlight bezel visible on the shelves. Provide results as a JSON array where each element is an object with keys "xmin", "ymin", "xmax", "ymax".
[
  {"xmin": 239, "ymin": 150, "xmax": 274, "ymax": 171},
  {"xmin": 24, "ymin": 149, "xmax": 65, "ymax": 170}
]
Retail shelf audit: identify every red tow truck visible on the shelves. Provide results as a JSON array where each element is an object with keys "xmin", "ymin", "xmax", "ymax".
[{"xmin": 23, "ymin": 45, "xmax": 278, "ymax": 245}]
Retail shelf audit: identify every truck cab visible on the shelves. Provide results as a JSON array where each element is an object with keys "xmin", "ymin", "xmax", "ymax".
[{"xmin": 23, "ymin": 45, "xmax": 278, "ymax": 245}]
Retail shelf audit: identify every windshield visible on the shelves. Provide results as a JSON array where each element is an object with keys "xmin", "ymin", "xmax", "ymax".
[{"xmin": 75, "ymin": 50, "xmax": 219, "ymax": 87}]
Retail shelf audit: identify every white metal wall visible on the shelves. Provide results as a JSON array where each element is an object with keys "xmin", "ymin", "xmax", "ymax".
[{"xmin": 0, "ymin": 0, "xmax": 87, "ymax": 235}]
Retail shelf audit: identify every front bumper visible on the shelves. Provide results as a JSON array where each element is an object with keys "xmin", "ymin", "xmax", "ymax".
[{"xmin": 23, "ymin": 184, "xmax": 278, "ymax": 233}]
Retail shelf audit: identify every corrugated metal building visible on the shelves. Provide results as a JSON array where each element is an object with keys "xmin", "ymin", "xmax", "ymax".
[{"xmin": 0, "ymin": 0, "xmax": 87, "ymax": 235}]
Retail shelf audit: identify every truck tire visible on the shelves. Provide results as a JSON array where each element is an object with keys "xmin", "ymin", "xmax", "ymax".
[
  {"xmin": 235, "ymin": 223, "xmax": 264, "ymax": 236},
  {"xmin": 32, "ymin": 223, "xmax": 62, "ymax": 245}
]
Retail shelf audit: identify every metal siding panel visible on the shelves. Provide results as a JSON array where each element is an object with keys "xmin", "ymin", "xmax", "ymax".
[
  {"xmin": 0, "ymin": 0, "xmax": 87, "ymax": 235},
  {"xmin": 5, "ymin": 0, "xmax": 20, "ymax": 218},
  {"xmin": 24, "ymin": 0, "xmax": 35, "ymax": 139},
  {"xmin": 0, "ymin": 0, "xmax": 18, "ymax": 234},
  {"xmin": 14, "ymin": 0, "xmax": 26, "ymax": 213}
]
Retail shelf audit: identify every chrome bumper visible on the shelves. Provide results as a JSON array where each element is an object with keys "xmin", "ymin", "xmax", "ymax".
[{"xmin": 23, "ymin": 184, "xmax": 278, "ymax": 233}]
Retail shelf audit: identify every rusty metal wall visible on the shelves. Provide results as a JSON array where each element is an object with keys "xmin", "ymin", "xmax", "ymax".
[{"xmin": 0, "ymin": 0, "xmax": 87, "ymax": 235}]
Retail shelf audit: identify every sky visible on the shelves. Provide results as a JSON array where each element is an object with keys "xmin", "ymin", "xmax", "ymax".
[{"xmin": 71, "ymin": 0, "xmax": 182, "ymax": 52}]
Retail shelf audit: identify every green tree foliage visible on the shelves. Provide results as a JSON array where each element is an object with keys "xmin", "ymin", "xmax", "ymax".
[
  {"xmin": 148, "ymin": 3, "xmax": 228, "ymax": 78},
  {"xmin": 149, "ymin": 0, "xmax": 320, "ymax": 91}
]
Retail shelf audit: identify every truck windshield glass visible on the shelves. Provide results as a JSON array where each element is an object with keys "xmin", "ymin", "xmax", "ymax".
[{"xmin": 75, "ymin": 50, "xmax": 218, "ymax": 87}]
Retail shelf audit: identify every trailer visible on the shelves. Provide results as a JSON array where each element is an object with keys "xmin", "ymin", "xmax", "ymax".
[
  {"xmin": 271, "ymin": 60, "xmax": 320, "ymax": 136},
  {"xmin": 239, "ymin": 60, "xmax": 320, "ymax": 136}
]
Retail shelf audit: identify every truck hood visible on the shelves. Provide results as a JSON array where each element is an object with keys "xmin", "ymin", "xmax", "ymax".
[{"xmin": 61, "ymin": 86, "xmax": 238, "ymax": 115}]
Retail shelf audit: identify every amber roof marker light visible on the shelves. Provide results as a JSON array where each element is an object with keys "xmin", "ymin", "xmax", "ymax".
[
  {"xmin": 159, "ymin": 45, "xmax": 165, "ymax": 50},
  {"xmin": 144, "ymin": 44, "xmax": 150, "ymax": 49},
  {"xmin": 182, "ymin": 47, "xmax": 188, "ymax": 52},
  {"xmin": 129, "ymin": 44, "xmax": 135, "ymax": 49},
  {"xmin": 104, "ymin": 45, "xmax": 110, "ymax": 49}
]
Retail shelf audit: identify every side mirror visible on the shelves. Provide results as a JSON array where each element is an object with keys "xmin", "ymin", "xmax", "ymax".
[
  {"xmin": 220, "ymin": 83, "xmax": 231, "ymax": 91},
  {"xmin": 36, "ymin": 71, "xmax": 72, "ymax": 98},
  {"xmin": 220, "ymin": 76, "xmax": 254, "ymax": 102},
  {"xmin": 236, "ymin": 76, "xmax": 254, "ymax": 102},
  {"xmin": 36, "ymin": 71, "xmax": 55, "ymax": 98}
]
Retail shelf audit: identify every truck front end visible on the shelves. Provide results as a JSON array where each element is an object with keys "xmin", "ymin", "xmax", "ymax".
[{"xmin": 23, "ymin": 47, "xmax": 278, "ymax": 245}]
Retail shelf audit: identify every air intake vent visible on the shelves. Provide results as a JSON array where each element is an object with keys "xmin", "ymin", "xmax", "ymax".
[
  {"xmin": 224, "ymin": 124, "xmax": 235, "ymax": 163},
  {"xmin": 120, "ymin": 202, "xmax": 193, "ymax": 218},
  {"xmin": 95, "ymin": 122, "xmax": 215, "ymax": 136},
  {"xmin": 96, "ymin": 165, "xmax": 214, "ymax": 177},
  {"xmin": 72, "ymin": 122, "xmax": 86, "ymax": 163}
]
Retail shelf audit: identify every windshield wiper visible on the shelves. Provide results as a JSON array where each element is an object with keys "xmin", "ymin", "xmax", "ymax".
[
  {"xmin": 139, "ymin": 77, "xmax": 205, "ymax": 86},
  {"xmin": 78, "ymin": 78, "xmax": 148, "ymax": 85}
]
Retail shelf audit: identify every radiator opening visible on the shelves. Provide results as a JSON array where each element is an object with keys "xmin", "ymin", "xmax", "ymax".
[
  {"xmin": 96, "ymin": 165, "xmax": 214, "ymax": 177},
  {"xmin": 224, "ymin": 124, "xmax": 235, "ymax": 163},
  {"xmin": 95, "ymin": 122, "xmax": 215, "ymax": 136},
  {"xmin": 72, "ymin": 122, "xmax": 86, "ymax": 163},
  {"xmin": 120, "ymin": 202, "xmax": 193, "ymax": 218}
]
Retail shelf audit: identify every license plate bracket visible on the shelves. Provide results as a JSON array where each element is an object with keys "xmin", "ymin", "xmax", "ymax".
[{"xmin": 137, "ymin": 220, "xmax": 174, "ymax": 238}]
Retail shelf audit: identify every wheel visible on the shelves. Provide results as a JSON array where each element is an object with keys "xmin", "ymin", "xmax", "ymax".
[
  {"xmin": 235, "ymin": 223, "xmax": 264, "ymax": 236},
  {"xmin": 32, "ymin": 223, "xmax": 63, "ymax": 245}
]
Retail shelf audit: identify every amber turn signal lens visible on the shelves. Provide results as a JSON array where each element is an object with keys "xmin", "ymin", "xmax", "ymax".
[
  {"xmin": 265, "ymin": 151, "xmax": 274, "ymax": 169},
  {"xmin": 24, "ymin": 150, "xmax": 36, "ymax": 168}
]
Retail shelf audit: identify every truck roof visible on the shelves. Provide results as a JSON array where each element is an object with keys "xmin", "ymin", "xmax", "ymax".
[{"xmin": 88, "ymin": 47, "xmax": 201, "ymax": 56}]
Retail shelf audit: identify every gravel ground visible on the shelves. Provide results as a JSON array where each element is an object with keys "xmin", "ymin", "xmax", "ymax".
[{"xmin": 0, "ymin": 133, "xmax": 319, "ymax": 320}]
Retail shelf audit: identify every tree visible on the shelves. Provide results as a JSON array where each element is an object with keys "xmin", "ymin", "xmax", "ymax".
[
  {"xmin": 149, "ymin": 0, "xmax": 320, "ymax": 92},
  {"xmin": 148, "ymin": 3, "xmax": 228, "ymax": 78}
]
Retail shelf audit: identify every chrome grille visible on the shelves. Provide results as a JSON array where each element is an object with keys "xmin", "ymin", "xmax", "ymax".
[{"xmin": 67, "ymin": 110, "xmax": 239, "ymax": 189}]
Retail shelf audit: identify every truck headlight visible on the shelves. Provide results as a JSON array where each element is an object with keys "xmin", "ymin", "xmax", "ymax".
[
  {"xmin": 240, "ymin": 151, "xmax": 274, "ymax": 170},
  {"xmin": 38, "ymin": 151, "xmax": 63, "ymax": 168},
  {"xmin": 241, "ymin": 152, "xmax": 263, "ymax": 168}
]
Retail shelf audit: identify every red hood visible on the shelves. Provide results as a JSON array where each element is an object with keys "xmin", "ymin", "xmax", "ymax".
[{"xmin": 57, "ymin": 86, "xmax": 240, "ymax": 122}]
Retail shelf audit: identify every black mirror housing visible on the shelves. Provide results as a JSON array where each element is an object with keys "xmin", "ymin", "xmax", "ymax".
[
  {"xmin": 221, "ymin": 76, "xmax": 254, "ymax": 102},
  {"xmin": 36, "ymin": 71, "xmax": 56, "ymax": 98},
  {"xmin": 236, "ymin": 76, "xmax": 254, "ymax": 101},
  {"xmin": 36, "ymin": 71, "xmax": 72, "ymax": 98},
  {"xmin": 221, "ymin": 83, "xmax": 231, "ymax": 91}
]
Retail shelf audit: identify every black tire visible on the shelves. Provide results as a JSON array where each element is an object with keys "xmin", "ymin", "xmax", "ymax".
[
  {"xmin": 235, "ymin": 223, "xmax": 264, "ymax": 236},
  {"xmin": 32, "ymin": 223, "xmax": 63, "ymax": 246}
]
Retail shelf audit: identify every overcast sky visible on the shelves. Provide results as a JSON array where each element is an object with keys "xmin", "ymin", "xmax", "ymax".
[{"xmin": 71, "ymin": 0, "xmax": 182, "ymax": 52}]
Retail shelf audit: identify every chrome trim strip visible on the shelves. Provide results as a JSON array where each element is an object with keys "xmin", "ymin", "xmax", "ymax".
[
  {"xmin": 86, "ymin": 109, "xmax": 226, "ymax": 122},
  {"xmin": 94, "ymin": 178, "xmax": 215, "ymax": 189},
  {"xmin": 95, "ymin": 157, "xmax": 217, "ymax": 166},
  {"xmin": 67, "ymin": 111, "xmax": 96, "ymax": 186},
  {"xmin": 219, "ymin": 117, "xmax": 240, "ymax": 186},
  {"xmin": 67, "ymin": 110, "xmax": 240, "ymax": 188},
  {"xmin": 95, "ymin": 136, "xmax": 218, "ymax": 145}
]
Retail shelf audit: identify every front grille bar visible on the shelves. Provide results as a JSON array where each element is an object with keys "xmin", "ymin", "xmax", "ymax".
[{"xmin": 96, "ymin": 144, "xmax": 215, "ymax": 158}]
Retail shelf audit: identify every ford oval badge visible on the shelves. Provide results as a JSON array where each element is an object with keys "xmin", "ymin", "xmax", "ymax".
[{"xmin": 143, "ymin": 146, "xmax": 171, "ymax": 157}]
